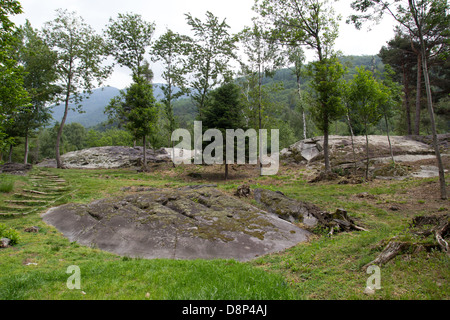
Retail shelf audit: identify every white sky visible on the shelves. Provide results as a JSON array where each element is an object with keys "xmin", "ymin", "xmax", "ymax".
[{"xmin": 11, "ymin": 0, "xmax": 397, "ymax": 89}]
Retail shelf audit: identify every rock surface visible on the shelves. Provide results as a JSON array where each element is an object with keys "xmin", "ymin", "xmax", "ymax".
[
  {"xmin": 42, "ymin": 186, "xmax": 311, "ymax": 261},
  {"xmin": 253, "ymin": 188, "xmax": 368, "ymax": 234},
  {"xmin": 253, "ymin": 188, "xmax": 321, "ymax": 227},
  {"xmin": 37, "ymin": 146, "xmax": 171, "ymax": 169},
  {"xmin": 280, "ymin": 135, "xmax": 435, "ymax": 165}
]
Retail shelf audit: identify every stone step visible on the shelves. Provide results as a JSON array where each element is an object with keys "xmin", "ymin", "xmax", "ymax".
[
  {"xmin": 29, "ymin": 175, "xmax": 60, "ymax": 179},
  {"xmin": 23, "ymin": 189, "xmax": 54, "ymax": 195},
  {"xmin": 30, "ymin": 177, "xmax": 66, "ymax": 183},
  {"xmin": 0, "ymin": 205, "xmax": 31, "ymax": 212},
  {"xmin": 31, "ymin": 182, "xmax": 66, "ymax": 187},
  {"xmin": 33, "ymin": 186, "xmax": 69, "ymax": 192},
  {"xmin": 0, "ymin": 211, "xmax": 24, "ymax": 216},
  {"xmin": 5, "ymin": 199, "xmax": 48, "ymax": 206},
  {"xmin": 13, "ymin": 193, "xmax": 57, "ymax": 200}
]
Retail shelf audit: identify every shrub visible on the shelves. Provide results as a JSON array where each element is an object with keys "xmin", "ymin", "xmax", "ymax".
[{"xmin": 0, "ymin": 224, "xmax": 20, "ymax": 245}]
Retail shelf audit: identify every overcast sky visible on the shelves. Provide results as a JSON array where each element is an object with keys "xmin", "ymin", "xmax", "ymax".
[{"xmin": 11, "ymin": 0, "xmax": 397, "ymax": 89}]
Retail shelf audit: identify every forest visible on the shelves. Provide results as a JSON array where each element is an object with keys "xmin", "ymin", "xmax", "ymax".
[
  {"xmin": 1, "ymin": 0, "xmax": 448, "ymax": 167},
  {"xmin": 0, "ymin": 0, "xmax": 449, "ymax": 303}
]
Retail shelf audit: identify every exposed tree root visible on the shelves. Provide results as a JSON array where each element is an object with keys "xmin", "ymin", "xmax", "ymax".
[{"xmin": 363, "ymin": 214, "xmax": 449, "ymax": 270}]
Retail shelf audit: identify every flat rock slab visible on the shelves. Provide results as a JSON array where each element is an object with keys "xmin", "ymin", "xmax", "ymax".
[{"xmin": 42, "ymin": 187, "xmax": 311, "ymax": 261}]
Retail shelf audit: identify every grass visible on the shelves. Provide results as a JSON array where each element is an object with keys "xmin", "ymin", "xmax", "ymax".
[
  {"xmin": 0, "ymin": 179, "xmax": 14, "ymax": 193},
  {"xmin": 0, "ymin": 165, "xmax": 448, "ymax": 300}
]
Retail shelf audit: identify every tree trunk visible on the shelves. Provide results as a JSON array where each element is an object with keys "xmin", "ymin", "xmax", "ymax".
[
  {"xmin": 225, "ymin": 163, "xmax": 228, "ymax": 180},
  {"xmin": 8, "ymin": 144, "xmax": 13, "ymax": 163},
  {"xmin": 346, "ymin": 112, "xmax": 357, "ymax": 175},
  {"xmin": 35, "ymin": 133, "xmax": 40, "ymax": 164},
  {"xmin": 24, "ymin": 132, "xmax": 29, "ymax": 164},
  {"xmin": 421, "ymin": 52, "xmax": 447, "ymax": 199},
  {"xmin": 365, "ymin": 123, "xmax": 369, "ymax": 180},
  {"xmin": 171, "ymin": 137, "xmax": 176, "ymax": 168},
  {"xmin": 408, "ymin": 0, "xmax": 446, "ymax": 199},
  {"xmin": 55, "ymin": 99, "xmax": 69, "ymax": 168},
  {"xmin": 414, "ymin": 53, "xmax": 422, "ymax": 136},
  {"xmin": 143, "ymin": 135, "xmax": 147, "ymax": 171},
  {"xmin": 297, "ymin": 74, "xmax": 307, "ymax": 140},
  {"xmin": 323, "ymin": 114, "xmax": 330, "ymax": 172},
  {"xmin": 302, "ymin": 111, "xmax": 307, "ymax": 140},
  {"xmin": 402, "ymin": 64, "xmax": 412, "ymax": 135},
  {"xmin": 385, "ymin": 115, "xmax": 395, "ymax": 164},
  {"xmin": 258, "ymin": 64, "xmax": 263, "ymax": 176}
]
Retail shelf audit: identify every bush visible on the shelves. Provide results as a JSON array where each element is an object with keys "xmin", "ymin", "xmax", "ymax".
[
  {"xmin": 0, "ymin": 224, "xmax": 20, "ymax": 245},
  {"xmin": 0, "ymin": 179, "xmax": 14, "ymax": 193}
]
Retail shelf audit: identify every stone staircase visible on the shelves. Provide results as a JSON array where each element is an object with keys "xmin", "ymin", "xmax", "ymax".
[{"xmin": 0, "ymin": 171, "xmax": 72, "ymax": 216}]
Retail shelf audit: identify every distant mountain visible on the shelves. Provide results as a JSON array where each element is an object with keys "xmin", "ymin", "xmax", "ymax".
[
  {"xmin": 50, "ymin": 55, "xmax": 383, "ymax": 129},
  {"xmin": 50, "ymin": 84, "xmax": 183, "ymax": 128}
]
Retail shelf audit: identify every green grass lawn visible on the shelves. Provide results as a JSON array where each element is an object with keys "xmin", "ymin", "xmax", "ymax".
[{"xmin": 0, "ymin": 166, "xmax": 448, "ymax": 300}]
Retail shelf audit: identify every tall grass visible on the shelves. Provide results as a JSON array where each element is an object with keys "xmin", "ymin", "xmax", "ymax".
[{"xmin": 0, "ymin": 179, "xmax": 14, "ymax": 193}]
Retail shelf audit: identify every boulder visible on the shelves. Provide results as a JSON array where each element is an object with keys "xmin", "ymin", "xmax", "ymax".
[
  {"xmin": 37, "ymin": 146, "xmax": 172, "ymax": 169},
  {"xmin": 42, "ymin": 186, "xmax": 311, "ymax": 261}
]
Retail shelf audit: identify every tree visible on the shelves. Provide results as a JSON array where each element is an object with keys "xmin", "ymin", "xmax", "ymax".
[
  {"xmin": 105, "ymin": 12, "xmax": 155, "ymax": 78},
  {"xmin": 348, "ymin": 66, "xmax": 384, "ymax": 179},
  {"xmin": 108, "ymin": 72, "xmax": 158, "ymax": 170},
  {"xmin": 349, "ymin": 0, "xmax": 448, "ymax": 199},
  {"xmin": 238, "ymin": 19, "xmax": 285, "ymax": 175},
  {"xmin": 308, "ymin": 56, "xmax": 347, "ymax": 171},
  {"xmin": 379, "ymin": 31, "xmax": 416, "ymax": 135},
  {"xmin": 254, "ymin": 0, "xmax": 343, "ymax": 172},
  {"xmin": 0, "ymin": 0, "xmax": 29, "ymax": 151},
  {"xmin": 127, "ymin": 74, "xmax": 158, "ymax": 170},
  {"xmin": 152, "ymin": 29, "xmax": 191, "ymax": 157},
  {"xmin": 377, "ymin": 65, "xmax": 403, "ymax": 164},
  {"xmin": 43, "ymin": 9, "xmax": 111, "ymax": 168},
  {"xmin": 287, "ymin": 46, "xmax": 308, "ymax": 140},
  {"xmin": 63, "ymin": 122, "xmax": 87, "ymax": 152},
  {"xmin": 105, "ymin": 12, "xmax": 157, "ymax": 169},
  {"xmin": 341, "ymin": 80, "xmax": 358, "ymax": 174},
  {"xmin": 15, "ymin": 20, "xmax": 60, "ymax": 163},
  {"xmin": 185, "ymin": 11, "xmax": 237, "ymax": 117},
  {"xmin": 199, "ymin": 82, "xmax": 246, "ymax": 180}
]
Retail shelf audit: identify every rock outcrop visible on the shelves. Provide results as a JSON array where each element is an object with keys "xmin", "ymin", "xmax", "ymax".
[
  {"xmin": 42, "ymin": 186, "xmax": 311, "ymax": 261},
  {"xmin": 37, "ymin": 146, "xmax": 172, "ymax": 169},
  {"xmin": 280, "ymin": 135, "xmax": 435, "ymax": 165},
  {"xmin": 253, "ymin": 188, "xmax": 367, "ymax": 234}
]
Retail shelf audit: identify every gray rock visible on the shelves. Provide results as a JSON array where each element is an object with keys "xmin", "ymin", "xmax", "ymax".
[
  {"xmin": 280, "ymin": 135, "xmax": 435, "ymax": 165},
  {"xmin": 0, "ymin": 238, "xmax": 11, "ymax": 248},
  {"xmin": 42, "ymin": 187, "xmax": 311, "ymax": 261},
  {"xmin": 37, "ymin": 146, "xmax": 172, "ymax": 169},
  {"xmin": 253, "ymin": 188, "xmax": 321, "ymax": 227}
]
